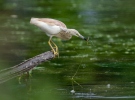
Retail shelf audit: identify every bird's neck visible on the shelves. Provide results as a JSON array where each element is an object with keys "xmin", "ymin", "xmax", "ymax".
[
  {"xmin": 66, "ymin": 29, "xmax": 72, "ymax": 34},
  {"xmin": 66, "ymin": 29, "xmax": 75, "ymax": 35}
]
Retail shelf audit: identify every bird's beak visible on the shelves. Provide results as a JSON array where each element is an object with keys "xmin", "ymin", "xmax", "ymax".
[{"xmin": 79, "ymin": 34, "xmax": 88, "ymax": 41}]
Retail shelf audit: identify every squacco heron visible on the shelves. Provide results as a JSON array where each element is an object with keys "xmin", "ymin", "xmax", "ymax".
[{"xmin": 30, "ymin": 18, "xmax": 87, "ymax": 56}]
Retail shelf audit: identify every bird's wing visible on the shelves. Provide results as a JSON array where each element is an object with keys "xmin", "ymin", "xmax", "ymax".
[{"xmin": 38, "ymin": 18, "xmax": 67, "ymax": 28}]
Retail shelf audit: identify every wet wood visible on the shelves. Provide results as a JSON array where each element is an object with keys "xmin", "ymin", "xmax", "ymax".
[{"xmin": 0, "ymin": 51, "xmax": 54, "ymax": 84}]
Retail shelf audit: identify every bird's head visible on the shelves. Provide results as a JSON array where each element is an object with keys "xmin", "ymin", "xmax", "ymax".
[{"xmin": 68, "ymin": 29, "xmax": 88, "ymax": 41}]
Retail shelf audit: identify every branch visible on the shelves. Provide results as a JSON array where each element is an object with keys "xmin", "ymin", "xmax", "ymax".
[{"xmin": 0, "ymin": 51, "xmax": 54, "ymax": 84}]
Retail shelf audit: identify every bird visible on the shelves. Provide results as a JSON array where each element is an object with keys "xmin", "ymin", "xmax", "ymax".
[{"xmin": 30, "ymin": 18, "xmax": 87, "ymax": 57}]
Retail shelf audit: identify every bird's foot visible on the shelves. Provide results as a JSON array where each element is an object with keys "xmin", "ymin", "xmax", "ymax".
[{"xmin": 51, "ymin": 49, "xmax": 59, "ymax": 58}]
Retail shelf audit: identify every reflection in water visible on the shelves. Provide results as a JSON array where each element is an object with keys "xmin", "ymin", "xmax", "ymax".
[
  {"xmin": 0, "ymin": 0, "xmax": 135, "ymax": 100},
  {"xmin": 52, "ymin": 84, "xmax": 135, "ymax": 99}
]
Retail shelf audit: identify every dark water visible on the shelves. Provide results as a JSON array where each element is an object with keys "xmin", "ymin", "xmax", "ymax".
[{"xmin": 0, "ymin": 0, "xmax": 135, "ymax": 100}]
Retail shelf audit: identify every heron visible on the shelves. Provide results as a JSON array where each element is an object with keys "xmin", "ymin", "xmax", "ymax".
[{"xmin": 30, "ymin": 18, "xmax": 87, "ymax": 57}]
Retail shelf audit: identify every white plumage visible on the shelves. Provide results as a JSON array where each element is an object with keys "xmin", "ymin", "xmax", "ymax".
[{"xmin": 30, "ymin": 18, "xmax": 87, "ymax": 56}]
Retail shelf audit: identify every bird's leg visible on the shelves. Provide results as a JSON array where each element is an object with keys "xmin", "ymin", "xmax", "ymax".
[
  {"xmin": 50, "ymin": 40, "xmax": 59, "ymax": 57},
  {"xmin": 48, "ymin": 37, "xmax": 59, "ymax": 57}
]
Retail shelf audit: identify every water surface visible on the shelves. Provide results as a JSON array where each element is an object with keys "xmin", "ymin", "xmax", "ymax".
[{"xmin": 0, "ymin": 0, "xmax": 135, "ymax": 100}]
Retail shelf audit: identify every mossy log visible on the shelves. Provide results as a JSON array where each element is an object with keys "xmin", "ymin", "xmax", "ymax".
[{"xmin": 0, "ymin": 51, "xmax": 54, "ymax": 84}]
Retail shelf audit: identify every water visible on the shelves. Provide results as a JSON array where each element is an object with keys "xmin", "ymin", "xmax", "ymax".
[{"xmin": 0, "ymin": 0, "xmax": 135, "ymax": 100}]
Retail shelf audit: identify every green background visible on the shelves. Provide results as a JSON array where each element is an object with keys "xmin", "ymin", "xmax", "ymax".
[{"xmin": 0, "ymin": 0, "xmax": 135, "ymax": 100}]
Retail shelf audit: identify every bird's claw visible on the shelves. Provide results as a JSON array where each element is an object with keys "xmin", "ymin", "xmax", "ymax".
[{"xmin": 51, "ymin": 50, "xmax": 59, "ymax": 57}]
